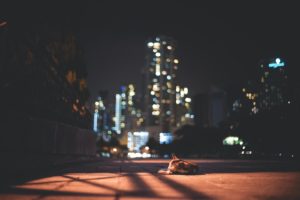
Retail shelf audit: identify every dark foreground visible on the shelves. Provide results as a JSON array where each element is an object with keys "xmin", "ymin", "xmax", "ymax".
[{"xmin": 1, "ymin": 159, "xmax": 300, "ymax": 200}]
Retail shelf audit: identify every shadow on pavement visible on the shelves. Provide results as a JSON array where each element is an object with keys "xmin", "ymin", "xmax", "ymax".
[
  {"xmin": 1, "ymin": 159, "xmax": 213, "ymax": 199},
  {"xmin": 1, "ymin": 158, "xmax": 299, "ymax": 199}
]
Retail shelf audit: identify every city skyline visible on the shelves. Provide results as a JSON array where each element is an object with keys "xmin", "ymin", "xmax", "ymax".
[
  {"xmin": 3, "ymin": 1, "xmax": 298, "ymax": 101},
  {"xmin": 78, "ymin": 1, "xmax": 299, "ymax": 101},
  {"xmin": 92, "ymin": 36, "xmax": 194, "ymax": 152}
]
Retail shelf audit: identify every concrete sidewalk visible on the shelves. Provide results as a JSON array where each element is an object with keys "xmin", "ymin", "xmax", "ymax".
[{"xmin": 1, "ymin": 159, "xmax": 300, "ymax": 200}]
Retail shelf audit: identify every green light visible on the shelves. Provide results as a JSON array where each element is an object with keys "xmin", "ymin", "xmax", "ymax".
[{"xmin": 223, "ymin": 136, "xmax": 244, "ymax": 146}]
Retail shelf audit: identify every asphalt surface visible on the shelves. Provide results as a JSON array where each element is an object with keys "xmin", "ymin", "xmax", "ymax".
[{"xmin": 1, "ymin": 159, "xmax": 300, "ymax": 200}]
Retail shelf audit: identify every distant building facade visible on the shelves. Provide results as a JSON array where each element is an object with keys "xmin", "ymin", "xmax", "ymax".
[
  {"xmin": 93, "ymin": 90, "xmax": 113, "ymax": 136},
  {"xmin": 194, "ymin": 86, "xmax": 227, "ymax": 128},
  {"xmin": 257, "ymin": 57, "xmax": 289, "ymax": 110},
  {"xmin": 114, "ymin": 85, "xmax": 144, "ymax": 134},
  {"xmin": 231, "ymin": 57, "xmax": 289, "ymax": 116}
]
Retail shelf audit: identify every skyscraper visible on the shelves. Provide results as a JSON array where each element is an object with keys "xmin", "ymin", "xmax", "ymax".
[
  {"xmin": 144, "ymin": 36, "xmax": 177, "ymax": 135},
  {"xmin": 93, "ymin": 90, "xmax": 112, "ymax": 135},
  {"xmin": 114, "ymin": 84, "xmax": 146, "ymax": 150},
  {"xmin": 231, "ymin": 57, "xmax": 289, "ymax": 116},
  {"xmin": 143, "ymin": 36, "xmax": 193, "ymax": 140},
  {"xmin": 258, "ymin": 57, "xmax": 288, "ymax": 110},
  {"xmin": 114, "ymin": 84, "xmax": 144, "ymax": 134}
]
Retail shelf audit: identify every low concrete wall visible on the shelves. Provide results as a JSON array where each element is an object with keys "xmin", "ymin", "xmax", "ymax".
[{"xmin": 0, "ymin": 117, "xmax": 96, "ymax": 156}]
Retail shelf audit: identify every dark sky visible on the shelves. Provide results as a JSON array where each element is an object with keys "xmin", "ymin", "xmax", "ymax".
[{"xmin": 3, "ymin": 0, "xmax": 299, "ymax": 101}]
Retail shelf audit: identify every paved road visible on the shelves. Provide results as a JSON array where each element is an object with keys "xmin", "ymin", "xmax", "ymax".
[{"xmin": 1, "ymin": 159, "xmax": 300, "ymax": 200}]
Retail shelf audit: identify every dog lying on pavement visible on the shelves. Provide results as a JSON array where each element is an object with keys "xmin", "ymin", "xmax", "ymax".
[{"xmin": 158, "ymin": 154, "xmax": 199, "ymax": 175}]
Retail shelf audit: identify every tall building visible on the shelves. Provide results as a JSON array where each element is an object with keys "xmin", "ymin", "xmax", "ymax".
[
  {"xmin": 230, "ymin": 57, "xmax": 289, "ymax": 117},
  {"xmin": 175, "ymin": 85, "xmax": 194, "ymax": 127},
  {"xmin": 113, "ymin": 84, "xmax": 146, "ymax": 149},
  {"xmin": 114, "ymin": 93, "xmax": 122, "ymax": 134},
  {"xmin": 114, "ymin": 84, "xmax": 144, "ymax": 134},
  {"xmin": 238, "ymin": 80, "xmax": 259, "ymax": 115},
  {"xmin": 258, "ymin": 57, "xmax": 288, "ymax": 110},
  {"xmin": 93, "ymin": 90, "xmax": 112, "ymax": 135},
  {"xmin": 143, "ymin": 36, "xmax": 193, "ymax": 140},
  {"xmin": 114, "ymin": 86, "xmax": 127, "ymax": 134}
]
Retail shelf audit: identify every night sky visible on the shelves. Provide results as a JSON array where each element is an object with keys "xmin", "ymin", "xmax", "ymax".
[{"xmin": 3, "ymin": 1, "xmax": 299, "ymax": 101}]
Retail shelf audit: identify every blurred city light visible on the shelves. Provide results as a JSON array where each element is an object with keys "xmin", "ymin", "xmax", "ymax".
[{"xmin": 223, "ymin": 136, "xmax": 244, "ymax": 146}]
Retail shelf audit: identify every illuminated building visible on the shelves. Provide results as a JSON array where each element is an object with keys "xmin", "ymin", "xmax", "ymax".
[
  {"xmin": 159, "ymin": 132, "xmax": 173, "ymax": 144},
  {"xmin": 127, "ymin": 131, "xmax": 149, "ymax": 152},
  {"xmin": 93, "ymin": 91, "xmax": 112, "ymax": 135},
  {"xmin": 230, "ymin": 57, "xmax": 289, "ymax": 116},
  {"xmin": 239, "ymin": 81, "xmax": 259, "ymax": 115},
  {"xmin": 114, "ymin": 93, "xmax": 122, "ymax": 134},
  {"xmin": 143, "ymin": 36, "xmax": 193, "ymax": 139},
  {"xmin": 258, "ymin": 57, "xmax": 288, "ymax": 110},
  {"xmin": 124, "ymin": 84, "xmax": 144, "ymax": 130},
  {"xmin": 114, "ymin": 84, "xmax": 144, "ymax": 135},
  {"xmin": 175, "ymin": 85, "xmax": 194, "ymax": 127},
  {"xmin": 114, "ymin": 86, "xmax": 126, "ymax": 134}
]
